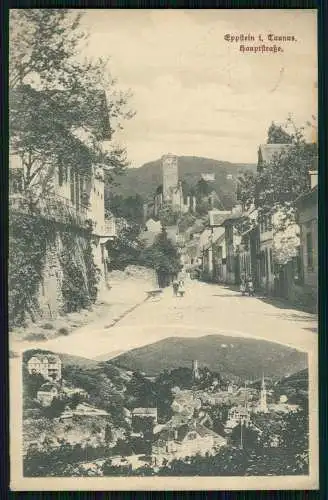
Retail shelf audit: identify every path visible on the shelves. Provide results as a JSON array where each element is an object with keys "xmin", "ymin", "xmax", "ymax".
[{"xmin": 11, "ymin": 279, "xmax": 318, "ymax": 360}]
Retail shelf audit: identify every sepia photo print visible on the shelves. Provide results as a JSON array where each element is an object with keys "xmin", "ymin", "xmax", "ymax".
[{"xmin": 9, "ymin": 8, "xmax": 318, "ymax": 491}]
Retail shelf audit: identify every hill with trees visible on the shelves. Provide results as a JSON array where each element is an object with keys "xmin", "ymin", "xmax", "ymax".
[
  {"xmin": 112, "ymin": 335, "xmax": 307, "ymax": 380},
  {"xmin": 110, "ymin": 156, "xmax": 256, "ymax": 209}
]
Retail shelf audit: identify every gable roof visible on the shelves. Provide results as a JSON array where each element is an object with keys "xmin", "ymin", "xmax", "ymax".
[
  {"xmin": 28, "ymin": 354, "xmax": 61, "ymax": 364},
  {"xmin": 209, "ymin": 210, "xmax": 231, "ymax": 227},
  {"xmin": 203, "ymin": 231, "xmax": 225, "ymax": 252},
  {"xmin": 220, "ymin": 212, "xmax": 245, "ymax": 226},
  {"xmin": 195, "ymin": 423, "xmax": 226, "ymax": 443},
  {"xmin": 258, "ymin": 143, "xmax": 292, "ymax": 166}
]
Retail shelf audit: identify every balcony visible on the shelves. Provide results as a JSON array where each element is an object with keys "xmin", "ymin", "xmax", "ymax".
[{"xmin": 9, "ymin": 192, "xmax": 91, "ymax": 230}]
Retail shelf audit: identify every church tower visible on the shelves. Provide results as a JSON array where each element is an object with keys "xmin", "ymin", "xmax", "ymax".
[
  {"xmin": 192, "ymin": 360, "xmax": 200, "ymax": 381},
  {"xmin": 259, "ymin": 373, "xmax": 268, "ymax": 413},
  {"xmin": 162, "ymin": 154, "xmax": 178, "ymax": 202}
]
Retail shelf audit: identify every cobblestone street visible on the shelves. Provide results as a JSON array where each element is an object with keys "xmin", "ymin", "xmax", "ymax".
[{"xmin": 12, "ymin": 277, "xmax": 318, "ymax": 360}]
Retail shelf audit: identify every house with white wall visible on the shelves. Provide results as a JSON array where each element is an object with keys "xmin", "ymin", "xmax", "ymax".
[
  {"xmin": 9, "ymin": 89, "xmax": 117, "ymax": 318},
  {"xmin": 27, "ymin": 354, "xmax": 62, "ymax": 381}
]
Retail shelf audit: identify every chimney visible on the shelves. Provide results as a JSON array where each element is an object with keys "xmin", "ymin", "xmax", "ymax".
[{"xmin": 309, "ymin": 170, "xmax": 318, "ymax": 189}]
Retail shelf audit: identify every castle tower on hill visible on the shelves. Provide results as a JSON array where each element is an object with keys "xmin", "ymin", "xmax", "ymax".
[
  {"xmin": 150, "ymin": 153, "xmax": 196, "ymax": 218},
  {"xmin": 162, "ymin": 153, "xmax": 178, "ymax": 202}
]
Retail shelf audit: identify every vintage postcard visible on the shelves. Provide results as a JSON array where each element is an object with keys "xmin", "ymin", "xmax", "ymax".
[{"xmin": 9, "ymin": 9, "xmax": 318, "ymax": 490}]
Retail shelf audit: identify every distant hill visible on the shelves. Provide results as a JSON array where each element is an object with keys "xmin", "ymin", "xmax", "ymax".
[
  {"xmin": 276, "ymin": 368, "xmax": 309, "ymax": 393},
  {"xmin": 112, "ymin": 156, "xmax": 256, "ymax": 209},
  {"xmin": 112, "ymin": 335, "xmax": 308, "ymax": 380}
]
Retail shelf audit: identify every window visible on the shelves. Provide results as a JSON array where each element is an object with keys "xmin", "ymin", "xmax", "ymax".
[
  {"xmin": 306, "ymin": 232, "xmax": 313, "ymax": 269},
  {"xmin": 265, "ymin": 249, "xmax": 269, "ymax": 276},
  {"xmin": 264, "ymin": 215, "xmax": 271, "ymax": 232},
  {"xmin": 70, "ymin": 171, "xmax": 75, "ymax": 204},
  {"xmin": 58, "ymin": 164, "xmax": 64, "ymax": 186},
  {"xmin": 269, "ymin": 248, "xmax": 274, "ymax": 274},
  {"xmin": 260, "ymin": 251, "xmax": 266, "ymax": 277},
  {"xmin": 80, "ymin": 176, "xmax": 84, "ymax": 203},
  {"xmin": 75, "ymin": 172, "xmax": 80, "ymax": 207},
  {"xmin": 292, "ymin": 254, "xmax": 302, "ymax": 283}
]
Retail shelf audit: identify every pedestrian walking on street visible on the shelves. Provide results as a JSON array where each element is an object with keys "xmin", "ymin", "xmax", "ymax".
[
  {"xmin": 247, "ymin": 275, "xmax": 255, "ymax": 296},
  {"xmin": 177, "ymin": 279, "xmax": 185, "ymax": 297},
  {"xmin": 240, "ymin": 275, "xmax": 247, "ymax": 296},
  {"xmin": 172, "ymin": 279, "xmax": 179, "ymax": 296}
]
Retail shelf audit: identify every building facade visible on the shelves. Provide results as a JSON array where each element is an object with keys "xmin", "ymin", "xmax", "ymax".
[
  {"xmin": 9, "ymin": 91, "xmax": 117, "ymax": 320},
  {"xmin": 162, "ymin": 154, "xmax": 179, "ymax": 202},
  {"xmin": 295, "ymin": 171, "xmax": 318, "ymax": 310},
  {"xmin": 152, "ymin": 422, "xmax": 226, "ymax": 464},
  {"xmin": 27, "ymin": 354, "xmax": 62, "ymax": 381},
  {"xmin": 36, "ymin": 383, "xmax": 59, "ymax": 407}
]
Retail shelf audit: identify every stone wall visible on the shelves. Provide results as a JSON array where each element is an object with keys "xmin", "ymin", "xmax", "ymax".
[{"xmin": 39, "ymin": 227, "xmax": 92, "ymax": 320}]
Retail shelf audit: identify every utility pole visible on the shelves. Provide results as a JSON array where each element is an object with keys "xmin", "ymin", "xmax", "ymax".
[{"xmin": 240, "ymin": 420, "xmax": 243, "ymax": 450}]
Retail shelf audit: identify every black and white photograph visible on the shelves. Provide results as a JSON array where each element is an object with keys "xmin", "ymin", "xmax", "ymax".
[
  {"xmin": 9, "ymin": 9, "xmax": 318, "ymax": 490},
  {"xmin": 21, "ymin": 342, "xmax": 310, "ymax": 478}
]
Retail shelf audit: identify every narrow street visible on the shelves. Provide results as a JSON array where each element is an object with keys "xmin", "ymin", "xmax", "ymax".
[{"xmin": 13, "ymin": 277, "xmax": 318, "ymax": 360}]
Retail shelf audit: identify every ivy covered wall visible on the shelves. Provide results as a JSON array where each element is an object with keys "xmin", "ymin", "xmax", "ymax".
[{"xmin": 9, "ymin": 212, "xmax": 101, "ymax": 329}]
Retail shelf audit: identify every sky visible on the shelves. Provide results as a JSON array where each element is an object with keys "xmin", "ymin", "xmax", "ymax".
[{"xmin": 81, "ymin": 9, "xmax": 317, "ymax": 167}]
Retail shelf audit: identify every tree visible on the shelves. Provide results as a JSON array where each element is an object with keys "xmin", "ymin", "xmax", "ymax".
[
  {"xmin": 229, "ymin": 423, "xmax": 260, "ymax": 450},
  {"xmin": 195, "ymin": 178, "xmax": 212, "ymax": 198},
  {"xmin": 177, "ymin": 213, "xmax": 196, "ymax": 233},
  {"xmin": 43, "ymin": 396, "xmax": 67, "ymax": 418},
  {"xmin": 23, "ymin": 367, "xmax": 46, "ymax": 403},
  {"xmin": 157, "ymin": 203, "xmax": 179, "ymax": 226},
  {"xmin": 236, "ymin": 170, "xmax": 257, "ymax": 210},
  {"xmin": 267, "ymin": 121, "xmax": 293, "ymax": 144},
  {"xmin": 9, "ymin": 10, "xmax": 135, "ymax": 204},
  {"xmin": 106, "ymin": 223, "xmax": 145, "ymax": 271},
  {"xmin": 140, "ymin": 227, "xmax": 182, "ymax": 287},
  {"xmin": 278, "ymin": 406, "xmax": 309, "ymax": 473},
  {"xmin": 108, "ymin": 194, "xmax": 144, "ymax": 226},
  {"xmin": 237, "ymin": 118, "xmax": 317, "ymax": 226},
  {"xmin": 104, "ymin": 424, "xmax": 113, "ymax": 444}
]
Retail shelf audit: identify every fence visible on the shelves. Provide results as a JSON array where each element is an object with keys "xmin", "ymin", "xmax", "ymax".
[{"xmin": 9, "ymin": 192, "xmax": 91, "ymax": 230}]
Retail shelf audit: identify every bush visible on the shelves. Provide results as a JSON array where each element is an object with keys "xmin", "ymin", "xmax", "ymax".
[
  {"xmin": 57, "ymin": 327, "xmax": 69, "ymax": 336},
  {"xmin": 25, "ymin": 332, "xmax": 47, "ymax": 342},
  {"xmin": 41, "ymin": 322, "xmax": 55, "ymax": 330},
  {"xmin": 60, "ymin": 232, "xmax": 100, "ymax": 312}
]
